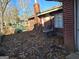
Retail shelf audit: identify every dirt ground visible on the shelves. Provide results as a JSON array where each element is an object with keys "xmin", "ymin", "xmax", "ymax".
[{"xmin": 0, "ymin": 25, "xmax": 68, "ymax": 59}]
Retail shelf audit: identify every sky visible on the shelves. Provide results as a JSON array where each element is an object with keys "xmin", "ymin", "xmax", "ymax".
[{"xmin": 10, "ymin": 0, "xmax": 62, "ymax": 16}]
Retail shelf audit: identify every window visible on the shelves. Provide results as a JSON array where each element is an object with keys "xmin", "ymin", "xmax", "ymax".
[{"xmin": 54, "ymin": 13, "xmax": 63, "ymax": 28}]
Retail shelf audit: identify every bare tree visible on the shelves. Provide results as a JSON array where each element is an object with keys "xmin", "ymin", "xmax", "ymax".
[
  {"xmin": 17, "ymin": 0, "xmax": 33, "ymax": 16},
  {"xmin": 17, "ymin": 0, "xmax": 33, "ymax": 31},
  {"xmin": 3, "ymin": 5, "xmax": 19, "ymax": 35},
  {"xmin": 0, "ymin": 0, "xmax": 11, "ymax": 34}
]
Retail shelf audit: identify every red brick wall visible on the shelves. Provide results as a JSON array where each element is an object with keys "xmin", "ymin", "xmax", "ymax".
[
  {"xmin": 63, "ymin": 0, "xmax": 75, "ymax": 51},
  {"xmin": 34, "ymin": 3, "xmax": 40, "ymax": 14}
]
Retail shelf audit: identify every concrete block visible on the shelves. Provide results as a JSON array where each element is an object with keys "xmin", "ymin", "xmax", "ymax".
[{"xmin": 0, "ymin": 56, "xmax": 9, "ymax": 59}]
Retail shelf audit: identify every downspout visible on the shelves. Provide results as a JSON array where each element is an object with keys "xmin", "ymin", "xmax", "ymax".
[{"xmin": 74, "ymin": 0, "xmax": 78, "ymax": 51}]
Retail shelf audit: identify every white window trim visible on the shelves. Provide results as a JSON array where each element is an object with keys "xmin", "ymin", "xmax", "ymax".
[{"xmin": 54, "ymin": 13, "xmax": 63, "ymax": 28}]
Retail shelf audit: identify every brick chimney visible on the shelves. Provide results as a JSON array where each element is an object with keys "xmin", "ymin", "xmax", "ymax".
[{"xmin": 34, "ymin": 0, "xmax": 40, "ymax": 14}]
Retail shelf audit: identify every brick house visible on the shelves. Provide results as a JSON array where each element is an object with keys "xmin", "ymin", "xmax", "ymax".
[
  {"xmin": 46, "ymin": 0, "xmax": 79, "ymax": 52},
  {"xmin": 28, "ymin": 6, "xmax": 63, "ymax": 35}
]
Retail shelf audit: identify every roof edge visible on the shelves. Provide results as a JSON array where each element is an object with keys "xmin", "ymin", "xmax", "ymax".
[{"xmin": 45, "ymin": 0, "xmax": 63, "ymax": 2}]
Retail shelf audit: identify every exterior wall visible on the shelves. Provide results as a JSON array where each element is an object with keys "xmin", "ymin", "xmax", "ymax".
[
  {"xmin": 63, "ymin": 0, "xmax": 74, "ymax": 51},
  {"xmin": 28, "ymin": 19, "xmax": 35, "ymax": 31},
  {"xmin": 28, "ymin": 17, "xmax": 41, "ymax": 31},
  {"xmin": 47, "ymin": 0, "xmax": 75, "ymax": 51}
]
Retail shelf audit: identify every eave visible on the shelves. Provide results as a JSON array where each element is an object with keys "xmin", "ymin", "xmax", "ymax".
[
  {"xmin": 28, "ymin": 6, "xmax": 62, "ymax": 20},
  {"xmin": 45, "ymin": 0, "xmax": 63, "ymax": 2}
]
